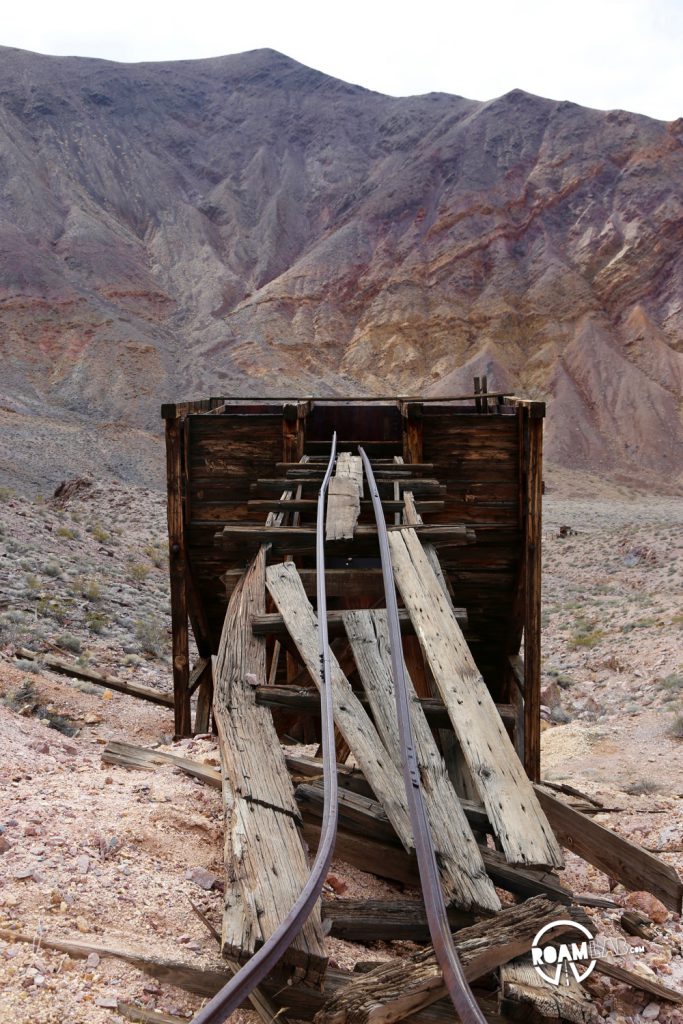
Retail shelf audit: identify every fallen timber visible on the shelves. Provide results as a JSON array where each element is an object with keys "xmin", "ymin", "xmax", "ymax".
[{"xmin": 155, "ymin": 396, "xmax": 683, "ymax": 1024}]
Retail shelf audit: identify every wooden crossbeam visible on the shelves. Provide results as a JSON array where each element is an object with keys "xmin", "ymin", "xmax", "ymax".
[
  {"xmin": 253, "ymin": 478, "xmax": 446, "ymax": 496},
  {"xmin": 388, "ymin": 527, "xmax": 564, "ymax": 870},
  {"xmin": 217, "ymin": 524, "xmax": 475, "ymax": 554},
  {"xmin": 251, "ymin": 607, "xmax": 467, "ymax": 638}
]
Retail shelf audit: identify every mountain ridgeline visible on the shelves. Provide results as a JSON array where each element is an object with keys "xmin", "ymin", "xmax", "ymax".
[{"xmin": 0, "ymin": 45, "xmax": 682, "ymax": 487}]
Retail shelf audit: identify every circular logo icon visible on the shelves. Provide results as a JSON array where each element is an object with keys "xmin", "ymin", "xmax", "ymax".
[{"xmin": 531, "ymin": 920, "xmax": 597, "ymax": 986}]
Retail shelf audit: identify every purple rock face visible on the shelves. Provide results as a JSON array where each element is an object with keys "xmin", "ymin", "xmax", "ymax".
[{"xmin": 0, "ymin": 46, "xmax": 681, "ymax": 487}]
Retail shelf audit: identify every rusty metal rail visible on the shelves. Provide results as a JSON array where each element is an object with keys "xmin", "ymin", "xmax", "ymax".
[
  {"xmin": 190, "ymin": 434, "xmax": 339, "ymax": 1024},
  {"xmin": 359, "ymin": 446, "xmax": 487, "ymax": 1024}
]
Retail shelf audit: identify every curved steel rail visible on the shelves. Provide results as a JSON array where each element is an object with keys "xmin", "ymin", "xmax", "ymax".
[
  {"xmin": 190, "ymin": 433, "xmax": 339, "ymax": 1024},
  {"xmin": 359, "ymin": 446, "xmax": 487, "ymax": 1024}
]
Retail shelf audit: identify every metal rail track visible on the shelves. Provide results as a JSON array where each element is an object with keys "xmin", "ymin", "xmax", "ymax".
[
  {"xmin": 359, "ymin": 446, "xmax": 486, "ymax": 1024},
  {"xmin": 190, "ymin": 433, "xmax": 339, "ymax": 1024},
  {"xmin": 191, "ymin": 436, "xmax": 484, "ymax": 1024}
]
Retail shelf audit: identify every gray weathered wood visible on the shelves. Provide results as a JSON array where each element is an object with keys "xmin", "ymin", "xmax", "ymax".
[
  {"xmin": 535, "ymin": 786, "xmax": 683, "ymax": 914},
  {"xmin": 500, "ymin": 957, "xmax": 597, "ymax": 1022},
  {"xmin": 266, "ymin": 561, "xmax": 413, "ymax": 851},
  {"xmin": 343, "ymin": 608, "xmax": 499, "ymax": 913},
  {"xmin": 213, "ymin": 550, "xmax": 327, "ymax": 981},
  {"xmin": 388, "ymin": 527, "xmax": 563, "ymax": 870},
  {"xmin": 326, "ymin": 477, "xmax": 361, "ymax": 541},
  {"xmin": 318, "ymin": 897, "xmax": 568, "ymax": 1024}
]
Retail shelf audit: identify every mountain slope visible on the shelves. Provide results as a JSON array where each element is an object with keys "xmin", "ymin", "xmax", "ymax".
[{"xmin": 0, "ymin": 46, "xmax": 681, "ymax": 488}]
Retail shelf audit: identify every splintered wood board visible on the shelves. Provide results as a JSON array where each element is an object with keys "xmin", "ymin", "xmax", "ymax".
[
  {"xmin": 343, "ymin": 609, "xmax": 499, "ymax": 913},
  {"xmin": 326, "ymin": 454, "xmax": 362, "ymax": 541},
  {"xmin": 320, "ymin": 896, "xmax": 567, "ymax": 1024},
  {"xmin": 266, "ymin": 561, "xmax": 413, "ymax": 851},
  {"xmin": 500, "ymin": 957, "xmax": 597, "ymax": 1022},
  {"xmin": 213, "ymin": 549, "xmax": 327, "ymax": 982},
  {"xmin": 388, "ymin": 527, "xmax": 564, "ymax": 870}
]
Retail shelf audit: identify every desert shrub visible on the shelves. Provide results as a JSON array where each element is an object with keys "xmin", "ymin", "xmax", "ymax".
[
  {"xmin": 668, "ymin": 714, "xmax": 683, "ymax": 740},
  {"xmin": 56, "ymin": 526, "xmax": 78, "ymax": 540},
  {"xmin": 44, "ymin": 562, "xmax": 61, "ymax": 578},
  {"xmin": 0, "ymin": 485, "xmax": 15, "ymax": 501},
  {"xmin": 624, "ymin": 779, "xmax": 661, "ymax": 796},
  {"xmin": 24, "ymin": 574, "xmax": 40, "ymax": 593},
  {"xmin": 91, "ymin": 524, "xmax": 109, "ymax": 543},
  {"xmin": 128, "ymin": 562, "xmax": 150, "ymax": 583},
  {"xmin": 73, "ymin": 576, "xmax": 101, "ymax": 601},
  {"xmin": 86, "ymin": 612, "xmax": 108, "ymax": 634},
  {"xmin": 56, "ymin": 632, "xmax": 82, "ymax": 654},
  {"xmin": 135, "ymin": 618, "xmax": 166, "ymax": 658}
]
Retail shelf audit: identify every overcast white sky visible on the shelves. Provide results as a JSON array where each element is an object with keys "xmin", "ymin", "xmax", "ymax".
[{"xmin": 3, "ymin": 0, "xmax": 682, "ymax": 121}]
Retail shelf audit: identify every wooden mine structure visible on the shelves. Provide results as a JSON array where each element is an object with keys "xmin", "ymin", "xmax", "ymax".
[
  {"xmin": 162, "ymin": 390, "xmax": 544, "ymax": 777},
  {"xmin": 150, "ymin": 388, "xmax": 683, "ymax": 1023}
]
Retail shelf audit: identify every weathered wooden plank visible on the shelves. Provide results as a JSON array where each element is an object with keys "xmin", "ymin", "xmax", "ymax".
[
  {"xmin": 213, "ymin": 551, "xmax": 327, "ymax": 980},
  {"xmin": 217, "ymin": 523, "xmax": 475, "ymax": 552},
  {"xmin": 251, "ymin": 607, "xmax": 467, "ymax": 638},
  {"xmin": 388, "ymin": 527, "xmax": 563, "ymax": 870},
  {"xmin": 16, "ymin": 649, "xmax": 174, "ymax": 707},
  {"xmin": 343, "ymin": 609, "xmax": 499, "ymax": 913},
  {"xmin": 253, "ymin": 478, "xmax": 446, "ymax": 496},
  {"xmin": 500, "ymin": 957, "xmax": 597, "ymax": 1022},
  {"xmin": 266, "ymin": 561, "xmax": 413, "ymax": 851},
  {"xmin": 318, "ymin": 897, "xmax": 569, "ymax": 1024},
  {"xmin": 326, "ymin": 478, "xmax": 361, "ymax": 541},
  {"xmin": 254, "ymin": 685, "xmax": 513, "ymax": 731},
  {"xmin": 248, "ymin": 498, "xmax": 446, "ymax": 514},
  {"xmin": 321, "ymin": 899, "xmax": 472, "ymax": 942},
  {"xmin": 535, "ymin": 787, "xmax": 683, "ymax": 914}
]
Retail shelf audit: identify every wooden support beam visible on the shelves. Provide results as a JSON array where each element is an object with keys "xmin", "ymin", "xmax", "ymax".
[
  {"xmin": 217, "ymin": 523, "xmax": 475, "ymax": 554},
  {"xmin": 249, "ymin": 498, "xmax": 445, "ymax": 514},
  {"xmin": 15, "ymin": 649, "xmax": 173, "ymax": 707},
  {"xmin": 266, "ymin": 561, "xmax": 414, "ymax": 851},
  {"xmin": 251, "ymin": 607, "xmax": 468, "ymax": 638},
  {"xmin": 253, "ymin": 478, "xmax": 446, "ymax": 496},
  {"xmin": 320, "ymin": 899, "xmax": 473, "ymax": 942},
  {"xmin": 388, "ymin": 527, "xmax": 563, "ymax": 870},
  {"xmin": 253, "ymin": 685, "xmax": 513, "ymax": 730},
  {"xmin": 213, "ymin": 551, "xmax": 327, "ymax": 981},
  {"xmin": 343, "ymin": 608, "xmax": 499, "ymax": 913},
  {"xmin": 524, "ymin": 412, "xmax": 543, "ymax": 781},
  {"xmin": 535, "ymin": 787, "xmax": 683, "ymax": 914},
  {"xmin": 165, "ymin": 416, "xmax": 191, "ymax": 735}
]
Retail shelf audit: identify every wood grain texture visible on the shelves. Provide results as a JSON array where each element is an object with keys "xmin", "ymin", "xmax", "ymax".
[
  {"xmin": 388, "ymin": 527, "xmax": 563, "ymax": 870},
  {"xmin": 343, "ymin": 608, "xmax": 499, "ymax": 913},
  {"xmin": 266, "ymin": 561, "xmax": 413, "ymax": 851},
  {"xmin": 318, "ymin": 897, "xmax": 567, "ymax": 1024},
  {"xmin": 535, "ymin": 787, "xmax": 683, "ymax": 914},
  {"xmin": 500, "ymin": 957, "xmax": 597, "ymax": 1022},
  {"xmin": 213, "ymin": 550, "xmax": 327, "ymax": 980}
]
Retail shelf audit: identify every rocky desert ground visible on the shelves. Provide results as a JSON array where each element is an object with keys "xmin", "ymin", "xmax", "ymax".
[{"xmin": 0, "ymin": 464, "xmax": 682, "ymax": 1023}]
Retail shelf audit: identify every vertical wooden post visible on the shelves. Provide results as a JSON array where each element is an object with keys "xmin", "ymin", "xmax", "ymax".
[
  {"xmin": 165, "ymin": 416, "xmax": 191, "ymax": 736},
  {"xmin": 401, "ymin": 401, "xmax": 423, "ymax": 464},
  {"xmin": 524, "ymin": 408, "xmax": 544, "ymax": 781}
]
